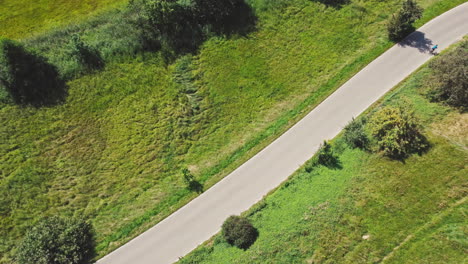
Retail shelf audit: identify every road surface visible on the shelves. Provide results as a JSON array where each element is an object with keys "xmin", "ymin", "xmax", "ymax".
[{"xmin": 98, "ymin": 3, "xmax": 468, "ymax": 264}]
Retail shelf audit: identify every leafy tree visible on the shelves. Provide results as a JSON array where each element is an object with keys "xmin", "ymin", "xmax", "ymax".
[
  {"xmin": 66, "ymin": 34, "xmax": 104, "ymax": 72},
  {"xmin": 222, "ymin": 215, "xmax": 258, "ymax": 249},
  {"xmin": 369, "ymin": 106, "xmax": 428, "ymax": 159},
  {"xmin": 140, "ymin": 0, "xmax": 202, "ymax": 53},
  {"xmin": 0, "ymin": 38, "xmax": 66, "ymax": 106},
  {"xmin": 427, "ymin": 42, "xmax": 467, "ymax": 110},
  {"xmin": 387, "ymin": 0, "xmax": 423, "ymax": 41},
  {"xmin": 193, "ymin": 0, "xmax": 242, "ymax": 24},
  {"xmin": 343, "ymin": 117, "xmax": 369, "ymax": 149},
  {"xmin": 16, "ymin": 216, "xmax": 95, "ymax": 264}
]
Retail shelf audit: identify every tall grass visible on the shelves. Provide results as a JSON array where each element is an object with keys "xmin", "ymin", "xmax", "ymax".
[
  {"xmin": 179, "ymin": 40, "xmax": 468, "ymax": 264},
  {"xmin": 0, "ymin": 0, "xmax": 466, "ymax": 262}
]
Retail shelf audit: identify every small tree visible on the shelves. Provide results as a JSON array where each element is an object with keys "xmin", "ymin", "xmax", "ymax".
[
  {"xmin": 427, "ymin": 42, "xmax": 467, "ymax": 110},
  {"xmin": 343, "ymin": 118, "xmax": 369, "ymax": 149},
  {"xmin": 387, "ymin": 0, "xmax": 423, "ymax": 41},
  {"xmin": 222, "ymin": 215, "xmax": 258, "ymax": 249},
  {"xmin": 369, "ymin": 106, "xmax": 428, "ymax": 159},
  {"xmin": 16, "ymin": 216, "xmax": 95, "ymax": 264},
  {"xmin": 0, "ymin": 38, "xmax": 65, "ymax": 106}
]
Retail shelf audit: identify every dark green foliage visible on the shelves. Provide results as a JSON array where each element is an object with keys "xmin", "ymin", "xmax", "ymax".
[
  {"xmin": 343, "ymin": 118, "xmax": 369, "ymax": 149},
  {"xmin": 306, "ymin": 141, "xmax": 341, "ymax": 172},
  {"xmin": 222, "ymin": 215, "xmax": 258, "ymax": 249},
  {"xmin": 427, "ymin": 42, "xmax": 468, "ymax": 110},
  {"xmin": 369, "ymin": 106, "xmax": 429, "ymax": 159},
  {"xmin": 140, "ymin": 0, "xmax": 202, "ymax": 53},
  {"xmin": 193, "ymin": 0, "xmax": 246, "ymax": 27},
  {"xmin": 16, "ymin": 216, "xmax": 95, "ymax": 264},
  {"xmin": 0, "ymin": 38, "xmax": 66, "ymax": 106},
  {"xmin": 387, "ymin": 0, "xmax": 423, "ymax": 41},
  {"xmin": 131, "ymin": 0, "xmax": 254, "ymax": 59},
  {"xmin": 66, "ymin": 34, "xmax": 104, "ymax": 73},
  {"xmin": 316, "ymin": 141, "xmax": 341, "ymax": 168},
  {"xmin": 182, "ymin": 168, "xmax": 203, "ymax": 193}
]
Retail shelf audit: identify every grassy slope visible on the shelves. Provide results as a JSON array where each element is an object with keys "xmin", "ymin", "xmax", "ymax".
[
  {"xmin": 179, "ymin": 43, "xmax": 468, "ymax": 264},
  {"xmin": 0, "ymin": 0, "xmax": 127, "ymax": 39},
  {"xmin": 0, "ymin": 0, "xmax": 465, "ymax": 262}
]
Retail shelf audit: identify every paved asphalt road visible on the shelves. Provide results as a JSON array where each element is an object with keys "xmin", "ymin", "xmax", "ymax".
[{"xmin": 98, "ymin": 4, "xmax": 468, "ymax": 264}]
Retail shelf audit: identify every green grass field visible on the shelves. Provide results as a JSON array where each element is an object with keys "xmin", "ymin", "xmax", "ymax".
[
  {"xmin": 179, "ymin": 42, "xmax": 468, "ymax": 264},
  {"xmin": 0, "ymin": 0, "xmax": 466, "ymax": 262},
  {"xmin": 0, "ymin": 0, "xmax": 127, "ymax": 39}
]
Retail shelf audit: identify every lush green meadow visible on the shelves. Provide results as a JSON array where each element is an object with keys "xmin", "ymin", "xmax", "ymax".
[
  {"xmin": 179, "ymin": 42, "xmax": 468, "ymax": 264},
  {"xmin": 0, "ymin": 0, "xmax": 465, "ymax": 262},
  {"xmin": 0, "ymin": 0, "xmax": 127, "ymax": 39}
]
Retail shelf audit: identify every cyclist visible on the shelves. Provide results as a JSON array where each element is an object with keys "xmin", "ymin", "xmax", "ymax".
[{"xmin": 431, "ymin": 44, "xmax": 438, "ymax": 54}]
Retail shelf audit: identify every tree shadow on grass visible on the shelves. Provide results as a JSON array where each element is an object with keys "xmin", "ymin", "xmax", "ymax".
[
  {"xmin": 210, "ymin": 1, "xmax": 257, "ymax": 37},
  {"xmin": 1, "ymin": 43, "xmax": 68, "ymax": 107},
  {"xmin": 398, "ymin": 31, "xmax": 434, "ymax": 54},
  {"xmin": 187, "ymin": 180, "xmax": 204, "ymax": 194}
]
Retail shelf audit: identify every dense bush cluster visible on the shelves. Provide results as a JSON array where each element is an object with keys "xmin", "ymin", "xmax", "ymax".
[
  {"xmin": 387, "ymin": 0, "xmax": 423, "ymax": 41},
  {"xmin": 0, "ymin": 38, "xmax": 66, "ymax": 106},
  {"xmin": 222, "ymin": 215, "xmax": 258, "ymax": 249},
  {"xmin": 369, "ymin": 106, "xmax": 428, "ymax": 159},
  {"xmin": 427, "ymin": 42, "xmax": 467, "ymax": 110},
  {"xmin": 16, "ymin": 216, "xmax": 95, "ymax": 264}
]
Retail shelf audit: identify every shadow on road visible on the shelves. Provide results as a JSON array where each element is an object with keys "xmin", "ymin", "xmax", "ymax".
[{"xmin": 398, "ymin": 31, "xmax": 434, "ymax": 53}]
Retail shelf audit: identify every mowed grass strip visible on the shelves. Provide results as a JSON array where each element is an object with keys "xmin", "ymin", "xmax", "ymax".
[
  {"xmin": 0, "ymin": 0, "xmax": 465, "ymax": 262},
  {"xmin": 178, "ymin": 42, "xmax": 468, "ymax": 264}
]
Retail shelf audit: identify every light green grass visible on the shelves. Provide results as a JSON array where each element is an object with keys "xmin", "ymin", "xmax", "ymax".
[
  {"xmin": 0, "ymin": 0, "xmax": 466, "ymax": 262},
  {"xmin": 179, "ymin": 42, "xmax": 468, "ymax": 263},
  {"xmin": 0, "ymin": 0, "xmax": 127, "ymax": 39}
]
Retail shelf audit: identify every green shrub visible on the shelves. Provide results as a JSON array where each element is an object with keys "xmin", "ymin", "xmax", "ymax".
[
  {"xmin": 0, "ymin": 38, "xmax": 66, "ymax": 106},
  {"xmin": 306, "ymin": 141, "xmax": 341, "ymax": 172},
  {"xmin": 66, "ymin": 34, "xmax": 104, "ymax": 73},
  {"xmin": 16, "ymin": 216, "xmax": 95, "ymax": 264},
  {"xmin": 427, "ymin": 41, "xmax": 467, "ymax": 110},
  {"xmin": 222, "ymin": 215, "xmax": 258, "ymax": 249},
  {"xmin": 387, "ymin": 0, "xmax": 423, "ymax": 41},
  {"xmin": 369, "ymin": 106, "xmax": 428, "ymax": 159},
  {"xmin": 343, "ymin": 118, "xmax": 369, "ymax": 149}
]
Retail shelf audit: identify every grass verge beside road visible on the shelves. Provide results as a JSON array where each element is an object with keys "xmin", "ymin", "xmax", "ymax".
[
  {"xmin": 179, "ymin": 40, "xmax": 468, "ymax": 264},
  {"xmin": 0, "ymin": 0, "xmax": 465, "ymax": 262}
]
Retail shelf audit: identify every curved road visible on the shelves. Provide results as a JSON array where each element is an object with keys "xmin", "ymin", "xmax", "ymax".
[{"xmin": 98, "ymin": 4, "xmax": 468, "ymax": 264}]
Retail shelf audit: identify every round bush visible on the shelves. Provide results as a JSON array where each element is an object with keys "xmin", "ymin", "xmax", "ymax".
[
  {"xmin": 16, "ymin": 216, "xmax": 95, "ymax": 264},
  {"xmin": 222, "ymin": 215, "xmax": 258, "ymax": 249},
  {"xmin": 369, "ymin": 106, "xmax": 428, "ymax": 159}
]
